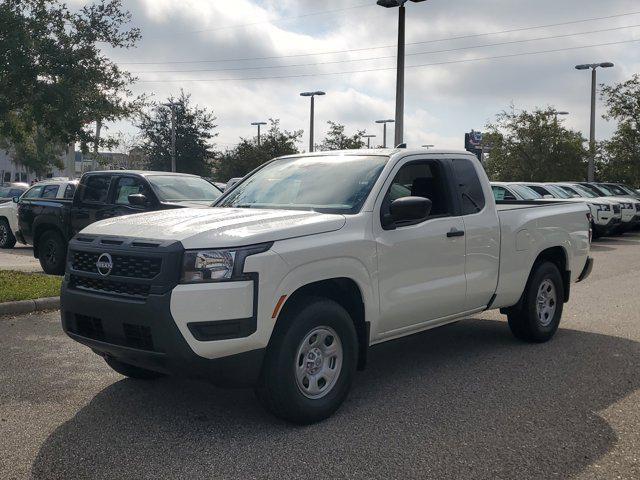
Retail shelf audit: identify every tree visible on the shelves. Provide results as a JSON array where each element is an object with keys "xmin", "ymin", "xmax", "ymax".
[
  {"xmin": 598, "ymin": 74, "xmax": 640, "ymax": 186},
  {"xmin": 318, "ymin": 121, "xmax": 365, "ymax": 151},
  {"xmin": 137, "ymin": 92, "xmax": 218, "ymax": 176},
  {"xmin": 483, "ymin": 106, "xmax": 588, "ymax": 182},
  {"xmin": 0, "ymin": 0, "xmax": 142, "ymax": 173},
  {"xmin": 213, "ymin": 119, "xmax": 302, "ymax": 181}
]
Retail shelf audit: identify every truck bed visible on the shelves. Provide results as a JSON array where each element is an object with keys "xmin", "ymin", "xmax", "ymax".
[{"xmin": 492, "ymin": 200, "xmax": 591, "ymax": 309}]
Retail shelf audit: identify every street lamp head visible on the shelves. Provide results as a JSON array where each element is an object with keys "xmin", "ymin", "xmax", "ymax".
[
  {"xmin": 375, "ymin": 119, "xmax": 395, "ymax": 124},
  {"xmin": 251, "ymin": 121, "xmax": 267, "ymax": 126},
  {"xmin": 576, "ymin": 62, "xmax": 614, "ymax": 70},
  {"xmin": 422, "ymin": 144, "xmax": 434, "ymax": 148},
  {"xmin": 300, "ymin": 91, "xmax": 325, "ymax": 97},
  {"xmin": 557, "ymin": 111, "xmax": 570, "ymax": 116},
  {"xmin": 377, "ymin": 0, "xmax": 426, "ymax": 7}
]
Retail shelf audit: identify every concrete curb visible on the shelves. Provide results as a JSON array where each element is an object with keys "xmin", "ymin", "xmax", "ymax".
[{"xmin": 0, "ymin": 296, "xmax": 60, "ymax": 317}]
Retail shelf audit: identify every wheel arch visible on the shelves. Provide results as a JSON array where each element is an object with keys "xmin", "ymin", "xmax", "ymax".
[
  {"xmin": 532, "ymin": 246, "xmax": 570, "ymax": 303},
  {"xmin": 276, "ymin": 277, "xmax": 370, "ymax": 371}
]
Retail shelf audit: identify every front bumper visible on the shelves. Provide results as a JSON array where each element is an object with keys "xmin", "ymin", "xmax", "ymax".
[
  {"xmin": 61, "ymin": 284, "xmax": 265, "ymax": 387},
  {"xmin": 60, "ymin": 235, "xmax": 268, "ymax": 387}
]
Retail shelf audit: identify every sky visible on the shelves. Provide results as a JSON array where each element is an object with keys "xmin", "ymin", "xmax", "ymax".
[{"xmin": 77, "ymin": 0, "xmax": 640, "ymax": 153}]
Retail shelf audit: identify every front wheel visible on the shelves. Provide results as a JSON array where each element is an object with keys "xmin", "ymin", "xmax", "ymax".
[
  {"xmin": 38, "ymin": 230, "xmax": 67, "ymax": 275},
  {"xmin": 507, "ymin": 261, "xmax": 564, "ymax": 343},
  {"xmin": 0, "ymin": 219, "xmax": 16, "ymax": 249},
  {"xmin": 255, "ymin": 297, "xmax": 358, "ymax": 424}
]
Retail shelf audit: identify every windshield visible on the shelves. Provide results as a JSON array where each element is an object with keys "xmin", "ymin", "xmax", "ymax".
[
  {"xmin": 511, "ymin": 185, "xmax": 542, "ymax": 199},
  {"xmin": 594, "ymin": 184, "xmax": 615, "ymax": 195},
  {"xmin": 217, "ymin": 155, "xmax": 389, "ymax": 214},
  {"xmin": 607, "ymin": 184, "xmax": 634, "ymax": 195},
  {"xmin": 146, "ymin": 175, "xmax": 222, "ymax": 202},
  {"xmin": 571, "ymin": 184, "xmax": 599, "ymax": 198},
  {"xmin": 542, "ymin": 185, "xmax": 571, "ymax": 198}
]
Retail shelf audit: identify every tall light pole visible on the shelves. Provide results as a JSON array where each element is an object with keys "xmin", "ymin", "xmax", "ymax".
[
  {"xmin": 92, "ymin": 120, "xmax": 102, "ymax": 171},
  {"xmin": 251, "ymin": 121, "xmax": 267, "ymax": 147},
  {"xmin": 362, "ymin": 134, "xmax": 376, "ymax": 148},
  {"xmin": 163, "ymin": 102, "xmax": 178, "ymax": 172},
  {"xmin": 375, "ymin": 119, "xmax": 395, "ymax": 148},
  {"xmin": 300, "ymin": 91, "xmax": 325, "ymax": 152},
  {"xmin": 377, "ymin": 0, "xmax": 427, "ymax": 147},
  {"xmin": 575, "ymin": 62, "xmax": 614, "ymax": 181}
]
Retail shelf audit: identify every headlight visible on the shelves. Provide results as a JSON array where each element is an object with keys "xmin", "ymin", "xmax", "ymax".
[
  {"xmin": 181, "ymin": 243, "xmax": 272, "ymax": 283},
  {"xmin": 593, "ymin": 204, "xmax": 609, "ymax": 211}
]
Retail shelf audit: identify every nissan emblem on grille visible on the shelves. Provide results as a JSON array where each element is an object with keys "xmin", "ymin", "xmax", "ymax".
[{"xmin": 96, "ymin": 253, "xmax": 113, "ymax": 276}]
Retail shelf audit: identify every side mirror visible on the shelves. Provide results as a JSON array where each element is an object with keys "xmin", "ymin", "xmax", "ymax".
[
  {"xmin": 12, "ymin": 196, "xmax": 19, "ymax": 203},
  {"xmin": 384, "ymin": 196, "xmax": 432, "ymax": 229},
  {"xmin": 128, "ymin": 193, "xmax": 148, "ymax": 206}
]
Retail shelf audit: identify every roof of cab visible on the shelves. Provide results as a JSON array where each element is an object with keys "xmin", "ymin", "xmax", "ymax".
[
  {"xmin": 276, "ymin": 148, "xmax": 475, "ymax": 159},
  {"xmin": 82, "ymin": 170, "xmax": 199, "ymax": 177}
]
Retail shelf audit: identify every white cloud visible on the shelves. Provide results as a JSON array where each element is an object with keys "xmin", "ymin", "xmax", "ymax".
[{"xmin": 96, "ymin": 0, "xmax": 639, "ymax": 161}]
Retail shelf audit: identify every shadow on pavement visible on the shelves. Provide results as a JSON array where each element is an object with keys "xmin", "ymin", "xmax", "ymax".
[{"xmin": 32, "ymin": 319, "xmax": 640, "ymax": 480}]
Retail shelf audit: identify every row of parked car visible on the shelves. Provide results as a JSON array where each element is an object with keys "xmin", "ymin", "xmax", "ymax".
[{"xmin": 490, "ymin": 181, "xmax": 640, "ymax": 238}]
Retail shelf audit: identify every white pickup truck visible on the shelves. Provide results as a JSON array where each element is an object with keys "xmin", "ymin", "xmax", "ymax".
[{"xmin": 60, "ymin": 149, "xmax": 593, "ymax": 424}]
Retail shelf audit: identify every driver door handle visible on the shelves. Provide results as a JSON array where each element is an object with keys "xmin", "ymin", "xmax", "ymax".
[{"xmin": 446, "ymin": 228, "xmax": 465, "ymax": 238}]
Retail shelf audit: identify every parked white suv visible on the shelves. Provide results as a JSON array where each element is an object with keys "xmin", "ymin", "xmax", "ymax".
[
  {"xmin": 498, "ymin": 182, "xmax": 621, "ymax": 238},
  {"xmin": 60, "ymin": 150, "xmax": 592, "ymax": 423},
  {"xmin": 554, "ymin": 182, "xmax": 635, "ymax": 233}
]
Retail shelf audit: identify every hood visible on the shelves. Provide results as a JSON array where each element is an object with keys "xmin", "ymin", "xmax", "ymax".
[
  {"xmin": 80, "ymin": 207, "xmax": 346, "ymax": 249},
  {"xmin": 599, "ymin": 196, "xmax": 639, "ymax": 207}
]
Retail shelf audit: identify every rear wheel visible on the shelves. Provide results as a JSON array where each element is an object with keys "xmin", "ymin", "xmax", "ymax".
[
  {"xmin": 255, "ymin": 297, "xmax": 358, "ymax": 424},
  {"xmin": 507, "ymin": 261, "xmax": 564, "ymax": 343},
  {"xmin": 38, "ymin": 230, "xmax": 67, "ymax": 275},
  {"xmin": 104, "ymin": 356, "xmax": 165, "ymax": 380},
  {"xmin": 0, "ymin": 219, "xmax": 16, "ymax": 249}
]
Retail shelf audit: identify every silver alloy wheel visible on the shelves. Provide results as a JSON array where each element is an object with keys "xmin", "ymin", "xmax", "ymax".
[
  {"xmin": 294, "ymin": 326, "xmax": 343, "ymax": 399},
  {"xmin": 536, "ymin": 278, "xmax": 557, "ymax": 327}
]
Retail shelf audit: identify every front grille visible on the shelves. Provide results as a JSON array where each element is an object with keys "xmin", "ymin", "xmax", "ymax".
[
  {"xmin": 72, "ymin": 251, "xmax": 162, "ymax": 279},
  {"xmin": 67, "ymin": 314, "xmax": 157, "ymax": 352},
  {"xmin": 613, "ymin": 205, "xmax": 621, "ymax": 214},
  {"xmin": 69, "ymin": 274, "xmax": 150, "ymax": 298}
]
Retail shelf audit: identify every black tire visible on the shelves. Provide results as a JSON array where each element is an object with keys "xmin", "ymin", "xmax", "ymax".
[
  {"xmin": 37, "ymin": 230, "xmax": 67, "ymax": 275},
  {"xmin": 507, "ymin": 261, "xmax": 564, "ymax": 343},
  {"xmin": 104, "ymin": 356, "xmax": 165, "ymax": 380},
  {"xmin": 0, "ymin": 218, "xmax": 16, "ymax": 249},
  {"xmin": 255, "ymin": 297, "xmax": 358, "ymax": 424}
]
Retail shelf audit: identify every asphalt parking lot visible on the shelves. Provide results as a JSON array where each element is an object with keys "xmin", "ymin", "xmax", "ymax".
[
  {"xmin": 1, "ymin": 233, "xmax": 639, "ymax": 480},
  {"xmin": 0, "ymin": 244, "xmax": 41, "ymax": 272}
]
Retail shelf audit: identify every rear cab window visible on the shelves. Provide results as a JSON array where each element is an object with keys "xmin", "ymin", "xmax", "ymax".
[
  {"xmin": 64, "ymin": 183, "xmax": 76, "ymax": 199},
  {"xmin": 452, "ymin": 158, "xmax": 486, "ymax": 214}
]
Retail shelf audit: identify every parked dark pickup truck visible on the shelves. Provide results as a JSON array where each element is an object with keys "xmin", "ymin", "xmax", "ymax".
[{"xmin": 17, "ymin": 170, "xmax": 222, "ymax": 274}]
